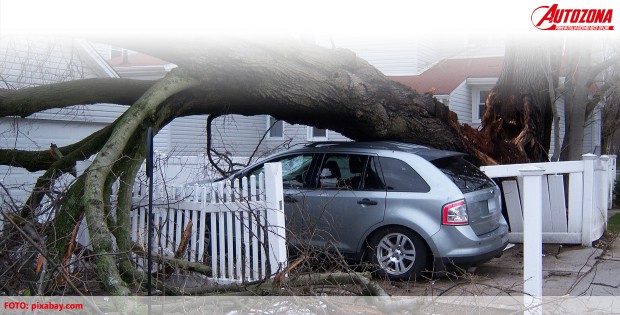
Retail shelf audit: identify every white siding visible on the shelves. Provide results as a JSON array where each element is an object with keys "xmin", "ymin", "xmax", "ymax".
[
  {"xmin": 0, "ymin": 117, "xmax": 109, "ymax": 151},
  {"xmin": 28, "ymin": 104, "xmax": 127, "ymax": 123},
  {"xmin": 209, "ymin": 115, "xmax": 350, "ymax": 163},
  {"xmin": 0, "ymin": 118, "xmax": 110, "ymax": 203},
  {"xmin": 210, "ymin": 115, "xmax": 265, "ymax": 158},
  {"xmin": 583, "ymin": 107, "xmax": 602, "ymax": 155},
  {"xmin": 167, "ymin": 116, "xmax": 208, "ymax": 156},
  {"xmin": 549, "ymin": 98, "xmax": 566, "ymax": 159},
  {"xmin": 448, "ymin": 81, "xmax": 474, "ymax": 126}
]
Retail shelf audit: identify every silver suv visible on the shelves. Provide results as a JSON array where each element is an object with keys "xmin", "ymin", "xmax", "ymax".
[{"xmin": 240, "ymin": 141, "xmax": 509, "ymax": 280}]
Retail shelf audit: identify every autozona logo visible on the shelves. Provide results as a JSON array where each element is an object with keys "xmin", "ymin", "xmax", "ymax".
[{"xmin": 532, "ymin": 4, "xmax": 614, "ymax": 30}]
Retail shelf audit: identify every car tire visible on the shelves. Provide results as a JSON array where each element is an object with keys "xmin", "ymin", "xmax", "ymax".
[{"xmin": 367, "ymin": 227, "xmax": 427, "ymax": 281}]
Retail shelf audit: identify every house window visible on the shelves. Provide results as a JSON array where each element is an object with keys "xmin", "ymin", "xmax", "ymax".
[
  {"xmin": 266, "ymin": 116, "xmax": 284, "ymax": 139},
  {"xmin": 307, "ymin": 126, "xmax": 328, "ymax": 141},
  {"xmin": 472, "ymin": 88, "xmax": 491, "ymax": 123}
]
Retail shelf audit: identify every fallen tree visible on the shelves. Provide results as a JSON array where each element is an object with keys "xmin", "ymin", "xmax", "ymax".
[{"xmin": 0, "ymin": 35, "xmax": 553, "ymax": 295}]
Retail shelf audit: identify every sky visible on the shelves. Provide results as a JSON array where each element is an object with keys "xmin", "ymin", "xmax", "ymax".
[{"xmin": 1, "ymin": 0, "xmax": 618, "ymax": 42}]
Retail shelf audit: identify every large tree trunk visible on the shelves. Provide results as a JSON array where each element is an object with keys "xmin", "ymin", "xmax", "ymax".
[{"xmin": 480, "ymin": 38, "xmax": 559, "ymax": 163}]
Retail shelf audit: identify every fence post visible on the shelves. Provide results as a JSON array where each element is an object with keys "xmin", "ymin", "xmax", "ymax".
[
  {"xmin": 606, "ymin": 155, "xmax": 617, "ymax": 209},
  {"xmin": 599, "ymin": 156, "xmax": 610, "ymax": 230},
  {"xmin": 264, "ymin": 162, "xmax": 287, "ymax": 276},
  {"xmin": 582, "ymin": 154, "xmax": 597, "ymax": 247},
  {"xmin": 520, "ymin": 166, "xmax": 545, "ymax": 299}
]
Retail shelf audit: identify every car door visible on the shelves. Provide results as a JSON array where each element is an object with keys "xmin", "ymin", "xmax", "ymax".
[
  {"xmin": 302, "ymin": 153, "xmax": 387, "ymax": 254},
  {"xmin": 246, "ymin": 153, "xmax": 321, "ymax": 247}
]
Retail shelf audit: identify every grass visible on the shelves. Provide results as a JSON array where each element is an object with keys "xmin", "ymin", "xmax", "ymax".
[{"xmin": 608, "ymin": 213, "xmax": 620, "ymax": 234}]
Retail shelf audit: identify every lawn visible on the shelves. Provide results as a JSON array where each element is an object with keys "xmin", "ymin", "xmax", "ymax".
[{"xmin": 608, "ymin": 212, "xmax": 620, "ymax": 234}]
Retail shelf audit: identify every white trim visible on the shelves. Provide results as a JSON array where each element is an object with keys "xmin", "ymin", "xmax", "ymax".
[
  {"xmin": 76, "ymin": 40, "xmax": 120, "ymax": 78},
  {"xmin": 266, "ymin": 116, "xmax": 284, "ymax": 139},
  {"xmin": 467, "ymin": 78, "xmax": 497, "ymax": 123},
  {"xmin": 434, "ymin": 94, "xmax": 450, "ymax": 106},
  {"xmin": 307, "ymin": 126, "xmax": 329, "ymax": 141},
  {"xmin": 466, "ymin": 77, "xmax": 497, "ymax": 85}
]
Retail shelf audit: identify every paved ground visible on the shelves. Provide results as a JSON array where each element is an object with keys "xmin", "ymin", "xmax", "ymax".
[{"xmin": 381, "ymin": 210, "xmax": 620, "ymax": 297}]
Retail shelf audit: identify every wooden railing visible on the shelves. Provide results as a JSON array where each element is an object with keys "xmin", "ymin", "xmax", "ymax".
[
  {"xmin": 480, "ymin": 154, "xmax": 616, "ymax": 297},
  {"xmin": 481, "ymin": 154, "xmax": 616, "ymax": 246}
]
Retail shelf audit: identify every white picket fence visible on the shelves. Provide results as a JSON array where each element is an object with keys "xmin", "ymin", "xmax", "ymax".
[
  {"xmin": 481, "ymin": 154, "xmax": 617, "ymax": 246},
  {"xmin": 130, "ymin": 163, "xmax": 287, "ymax": 283}
]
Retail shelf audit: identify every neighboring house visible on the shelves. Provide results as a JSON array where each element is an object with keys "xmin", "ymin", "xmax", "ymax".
[
  {"xmin": 389, "ymin": 56, "xmax": 601, "ymax": 157},
  {"xmin": 0, "ymin": 37, "xmax": 122, "ymax": 202}
]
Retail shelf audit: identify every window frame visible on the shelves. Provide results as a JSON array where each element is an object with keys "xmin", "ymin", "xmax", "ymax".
[
  {"xmin": 468, "ymin": 78, "xmax": 496, "ymax": 124},
  {"xmin": 266, "ymin": 116, "xmax": 284, "ymax": 139},
  {"xmin": 307, "ymin": 126, "xmax": 329, "ymax": 141}
]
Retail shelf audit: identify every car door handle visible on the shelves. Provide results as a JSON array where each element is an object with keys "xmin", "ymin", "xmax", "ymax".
[
  {"xmin": 357, "ymin": 198, "xmax": 378, "ymax": 206},
  {"xmin": 284, "ymin": 195, "xmax": 298, "ymax": 203}
]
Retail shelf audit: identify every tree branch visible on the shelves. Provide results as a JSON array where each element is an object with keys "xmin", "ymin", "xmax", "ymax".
[
  {"xmin": 0, "ymin": 123, "xmax": 114, "ymax": 172},
  {"xmin": 0, "ymin": 78, "xmax": 155, "ymax": 118},
  {"xmin": 83, "ymin": 69, "xmax": 199, "ymax": 296}
]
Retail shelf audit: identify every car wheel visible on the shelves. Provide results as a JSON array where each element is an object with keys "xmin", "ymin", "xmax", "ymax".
[{"xmin": 367, "ymin": 227, "xmax": 427, "ymax": 280}]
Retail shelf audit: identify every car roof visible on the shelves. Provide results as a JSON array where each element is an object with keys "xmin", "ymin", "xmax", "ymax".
[{"xmin": 299, "ymin": 141, "xmax": 466, "ymax": 161}]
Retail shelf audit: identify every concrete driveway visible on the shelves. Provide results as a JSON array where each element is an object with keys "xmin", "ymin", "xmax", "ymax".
[{"xmin": 381, "ymin": 228, "xmax": 619, "ymax": 297}]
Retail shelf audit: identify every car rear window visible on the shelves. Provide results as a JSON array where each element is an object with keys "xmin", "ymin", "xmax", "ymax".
[
  {"xmin": 379, "ymin": 157, "xmax": 430, "ymax": 193},
  {"xmin": 431, "ymin": 156, "xmax": 495, "ymax": 193}
]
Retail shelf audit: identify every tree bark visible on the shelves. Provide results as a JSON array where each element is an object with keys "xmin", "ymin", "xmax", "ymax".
[
  {"xmin": 82, "ymin": 70, "xmax": 199, "ymax": 295},
  {"xmin": 481, "ymin": 38, "xmax": 559, "ymax": 163},
  {"xmin": 0, "ymin": 79, "xmax": 154, "ymax": 118}
]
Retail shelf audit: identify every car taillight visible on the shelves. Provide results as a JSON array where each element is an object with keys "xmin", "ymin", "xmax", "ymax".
[{"xmin": 442, "ymin": 199, "xmax": 468, "ymax": 225}]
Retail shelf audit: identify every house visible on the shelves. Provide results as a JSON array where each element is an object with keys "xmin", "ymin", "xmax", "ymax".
[
  {"xmin": 390, "ymin": 56, "xmax": 504, "ymax": 128},
  {"xmin": 0, "ymin": 37, "xmax": 123, "ymax": 202},
  {"xmin": 386, "ymin": 51, "xmax": 601, "ymax": 157}
]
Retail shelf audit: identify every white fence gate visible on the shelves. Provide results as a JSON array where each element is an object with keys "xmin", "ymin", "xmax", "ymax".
[
  {"xmin": 131, "ymin": 163, "xmax": 287, "ymax": 283},
  {"xmin": 481, "ymin": 154, "xmax": 617, "ymax": 246}
]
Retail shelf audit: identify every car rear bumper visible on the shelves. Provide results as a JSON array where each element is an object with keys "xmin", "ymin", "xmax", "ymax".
[
  {"xmin": 434, "ymin": 240, "xmax": 509, "ymax": 269},
  {"xmin": 428, "ymin": 222, "xmax": 509, "ymax": 270}
]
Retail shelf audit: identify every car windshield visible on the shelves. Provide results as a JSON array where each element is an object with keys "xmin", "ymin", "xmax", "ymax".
[
  {"xmin": 247, "ymin": 153, "xmax": 315, "ymax": 188},
  {"xmin": 430, "ymin": 156, "xmax": 495, "ymax": 193}
]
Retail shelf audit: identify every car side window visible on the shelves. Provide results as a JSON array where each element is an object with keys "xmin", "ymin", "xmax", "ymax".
[
  {"xmin": 378, "ymin": 157, "xmax": 430, "ymax": 193},
  {"xmin": 248, "ymin": 154, "xmax": 316, "ymax": 189},
  {"xmin": 316, "ymin": 154, "xmax": 384, "ymax": 190}
]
